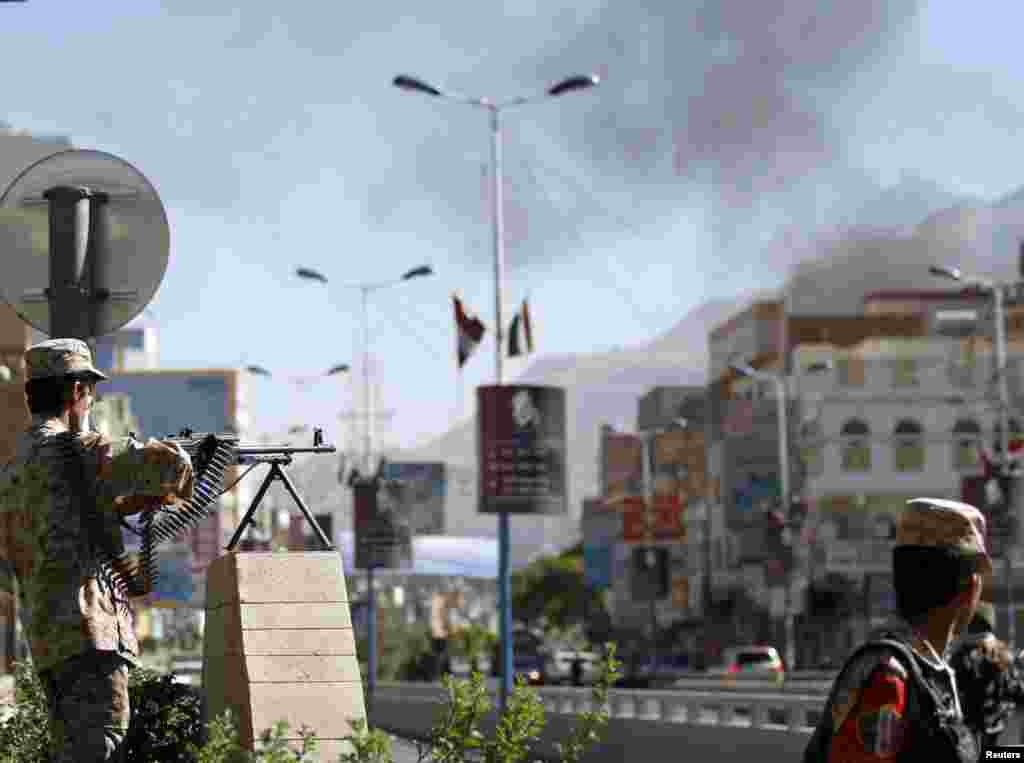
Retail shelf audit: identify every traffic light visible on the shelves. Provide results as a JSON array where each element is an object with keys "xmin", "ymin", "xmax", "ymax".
[{"xmin": 630, "ymin": 546, "xmax": 669, "ymax": 600}]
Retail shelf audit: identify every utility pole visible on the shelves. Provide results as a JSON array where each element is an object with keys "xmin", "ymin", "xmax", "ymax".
[
  {"xmin": 641, "ymin": 431, "xmax": 658, "ymax": 679},
  {"xmin": 931, "ymin": 263, "xmax": 1019, "ymax": 647}
]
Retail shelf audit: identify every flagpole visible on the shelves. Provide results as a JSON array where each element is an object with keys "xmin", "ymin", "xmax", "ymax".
[{"xmin": 457, "ymin": 368, "xmax": 464, "ymax": 425}]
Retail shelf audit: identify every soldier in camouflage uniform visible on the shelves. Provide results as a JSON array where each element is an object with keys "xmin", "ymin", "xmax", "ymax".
[
  {"xmin": 948, "ymin": 601, "xmax": 1024, "ymax": 749},
  {"xmin": 0, "ymin": 339, "xmax": 194, "ymax": 763},
  {"xmin": 804, "ymin": 498, "xmax": 989, "ymax": 763}
]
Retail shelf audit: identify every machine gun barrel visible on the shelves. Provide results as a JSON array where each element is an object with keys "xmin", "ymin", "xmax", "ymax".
[
  {"xmin": 162, "ymin": 426, "xmax": 336, "ymax": 463},
  {"xmin": 235, "ymin": 444, "xmax": 337, "ymax": 456}
]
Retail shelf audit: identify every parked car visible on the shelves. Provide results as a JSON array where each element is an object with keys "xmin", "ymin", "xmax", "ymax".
[
  {"xmin": 703, "ymin": 645, "xmax": 785, "ymax": 686},
  {"xmin": 490, "ymin": 629, "xmax": 547, "ymax": 686},
  {"xmin": 544, "ymin": 650, "xmax": 600, "ymax": 686}
]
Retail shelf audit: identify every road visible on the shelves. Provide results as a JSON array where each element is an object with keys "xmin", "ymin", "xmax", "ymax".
[{"xmin": 390, "ymin": 734, "xmax": 428, "ymax": 763}]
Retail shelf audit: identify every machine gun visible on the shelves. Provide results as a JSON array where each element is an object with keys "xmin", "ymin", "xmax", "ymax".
[{"xmin": 110, "ymin": 427, "xmax": 336, "ymax": 597}]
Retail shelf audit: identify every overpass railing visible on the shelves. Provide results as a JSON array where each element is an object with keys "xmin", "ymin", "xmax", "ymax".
[
  {"xmin": 370, "ymin": 682, "xmax": 1024, "ymax": 763},
  {"xmin": 374, "ymin": 681, "xmax": 824, "ymax": 730}
]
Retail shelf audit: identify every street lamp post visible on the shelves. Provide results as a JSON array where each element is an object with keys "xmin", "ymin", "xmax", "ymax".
[
  {"xmin": 931, "ymin": 264, "xmax": 1016, "ymax": 647},
  {"xmin": 296, "ymin": 264, "xmax": 432, "ymax": 707},
  {"xmin": 730, "ymin": 360, "xmax": 831, "ymax": 670},
  {"xmin": 395, "ymin": 71, "xmax": 598, "ymax": 712}
]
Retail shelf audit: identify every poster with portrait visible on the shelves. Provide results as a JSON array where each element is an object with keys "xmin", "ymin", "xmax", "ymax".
[
  {"xmin": 477, "ymin": 385, "xmax": 567, "ymax": 514},
  {"xmin": 353, "ymin": 480, "xmax": 413, "ymax": 569}
]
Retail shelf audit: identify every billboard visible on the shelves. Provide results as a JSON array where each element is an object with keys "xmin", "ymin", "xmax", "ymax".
[
  {"xmin": 616, "ymin": 495, "xmax": 684, "ymax": 542},
  {"xmin": 379, "ymin": 461, "xmax": 447, "ymax": 535},
  {"xmin": 353, "ymin": 481, "xmax": 413, "ymax": 569},
  {"xmin": 603, "ymin": 432, "xmax": 642, "ymax": 501},
  {"xmin": 477, "ymin": 385, "xmax": 567, "ymax": 515}
]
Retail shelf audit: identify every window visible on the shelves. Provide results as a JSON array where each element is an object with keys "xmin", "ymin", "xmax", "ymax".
[
  {"xmin": 800, "ymin": 420, "xmax": 824, "ymax": 476},
  {"xmin": 891, "ymin": 358, "xmax": 919, "ymax": 388},
  {"xmin": 948, "ymin": 339, "xmax": 978, "ymax": 389},
  {"xmin": 841, "ymin": 419, "xmax": 871, "ymax": 472},
  {"xmin": 837, "ymin": 357, "xmax": 865, "ymax": 387},
  {"xmin": 893, "ymin": 419, "xmax": 924, "ymax": 472},
  {"xmin": 952, "ymin": 419, "xmax": 981, "ymax": 471}
]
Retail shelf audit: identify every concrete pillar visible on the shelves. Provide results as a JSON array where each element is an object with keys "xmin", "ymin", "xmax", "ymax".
[{"xmin": 203, "ymin": 552, "xmax": 365, "ymax": 757}]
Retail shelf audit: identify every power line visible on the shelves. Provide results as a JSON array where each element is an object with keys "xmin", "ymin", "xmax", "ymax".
[
  {"xmin": 510, "ymin": 147, "xmax": 664, "ymax": 328},
  {"xmin": 371, "ymin": 298, "xmax": 449, "ymax": 366}
]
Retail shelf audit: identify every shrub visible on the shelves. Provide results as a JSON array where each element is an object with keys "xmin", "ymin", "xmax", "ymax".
[
  {"xmin": 0, "ymin": 642, "xmax": 623, "ymax": 762},
  {"xmin": 124, "ymin": 665, "xmax": 205, "ymax": 762},
  {"xmin": 0, "ymin": 659, "xmax": 49, "ymax": 763},
  {"xmin": 0, "ymin": 659, "xmax": 205, "ymax": 763}
]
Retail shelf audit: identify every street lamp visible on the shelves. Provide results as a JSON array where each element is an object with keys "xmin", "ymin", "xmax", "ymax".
[
  {"xmin": 395, "ymin": 70, "xmax": 598, "ymax": 712},
  {"xmin": 296, "ymin": 263, "xmax": 431, "ymax": 707},
  {"xmin": 931, "ymin": 263, "xmax": 1016, "ymax": 646},
  {"xmin": 245, "ymin": 364, "xmax": 273, "ymax": 378},
  {"xmin": 729, "ymin": 358, "xmax": 832, "ymax": 670}
]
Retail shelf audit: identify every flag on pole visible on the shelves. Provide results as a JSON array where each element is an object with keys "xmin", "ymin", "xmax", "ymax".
[
  {"xmin": 453, "ymin": 295, "xmax": 485, "ymax": 368},
  {"xmin": 508, "ymin": 299, "xmax": 534, "ymax": 357}
]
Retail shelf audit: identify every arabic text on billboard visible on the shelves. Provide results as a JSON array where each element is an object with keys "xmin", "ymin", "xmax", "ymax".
[
  {"xmin": 477, "ymin": 385, "xmax": 567, "ymax": 515},
  {"xmin": 353, "ymin": 482, "xmax": 413, "ymax": 569},
  {"xmin": 379, "ymin": 461, "xmax": 446, "ymax": 534}
]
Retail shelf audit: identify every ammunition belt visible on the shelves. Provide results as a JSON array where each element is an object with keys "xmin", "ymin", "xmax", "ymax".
[{"xmin": 113, "ymin": 433, "xmax": 237, "ymax": 596}]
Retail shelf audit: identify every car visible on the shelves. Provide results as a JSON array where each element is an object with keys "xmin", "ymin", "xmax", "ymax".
[
  {"xmin": 705, "ymin": 645, "xmax": 785, "ymax": 685},
  {"xmin": 513, "ymin": 653, "xmax": 547, "ymax": 686},
  {"xmin": 544, "ymin": 650, "xmax": 600, "ymax": 686}
]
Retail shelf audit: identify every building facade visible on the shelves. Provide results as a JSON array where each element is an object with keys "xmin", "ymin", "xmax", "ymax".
[
  {"xmin": 704, "ymin": 286, "xmax": 1024, "ymax": 666},
  {"xmin": 592, "ymin": 387, "xmax": 712, "ymax": 664}
]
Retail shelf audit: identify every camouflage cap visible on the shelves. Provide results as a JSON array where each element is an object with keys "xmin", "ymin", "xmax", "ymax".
[
  {"xmin": 898, "ymin": 497, "xmax": 992, "ymax": 576},
  {"xmin": 24, "ymin": 338, "xmax": 108, "ymax": 381}
]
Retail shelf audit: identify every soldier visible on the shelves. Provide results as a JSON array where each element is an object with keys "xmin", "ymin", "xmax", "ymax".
[
  {"xmin": 0, "ymin": 339, "xmax": 194, "ymax": 763},
  {"xmin": 948, "ymin": 601, "xmax": 1024, "ymax": 750},
  {"xmin": 804, "ymin": 497, "xmax": 988, "ymax": 763}
]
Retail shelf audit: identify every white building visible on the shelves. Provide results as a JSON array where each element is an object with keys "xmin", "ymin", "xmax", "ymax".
[{"xmin": 789, "ymin": 329, "xmax": 1018, "ymax": 647}]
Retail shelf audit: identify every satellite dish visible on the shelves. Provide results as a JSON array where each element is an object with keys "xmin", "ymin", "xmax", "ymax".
[{"xmin": 0, "ymin": 148, "xmax": 169, "ymax": 338}]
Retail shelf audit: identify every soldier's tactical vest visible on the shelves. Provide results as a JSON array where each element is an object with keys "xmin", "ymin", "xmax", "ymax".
[
  {"xmin": 803, "ymin": 637, "xmax": 979, "ymax": 763},
  {"xmin": 950, "ymin": 631, "xmax": 1014, "ymax": 747}
]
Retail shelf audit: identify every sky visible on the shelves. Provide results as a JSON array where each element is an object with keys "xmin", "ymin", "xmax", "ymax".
[{"xmin": 5, "ymin": 1, "xmax": 1024, "ymax": 455}]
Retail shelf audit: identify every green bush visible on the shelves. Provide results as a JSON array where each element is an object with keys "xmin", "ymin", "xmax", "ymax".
[
  {"xmin": 125, "ymin": 665, "xmax": 205, "ymax": 761},
  {"xmin": 0, "ymin": 642, "xmax": 623, "ymax": 762},
  {"xmin": 0, "ymin": 659, "xmax": 49, "ymax": 763},
  {"xmin": 0, "ymin": 659, "xmax": 205, "ymax": 763}
]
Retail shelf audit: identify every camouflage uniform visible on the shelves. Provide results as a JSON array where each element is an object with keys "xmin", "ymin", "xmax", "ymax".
[
  {"xmin": 948, "ymin": 604, "xmax": 1024, "ymax": 750},
  {"xmin": 0, "ymin": 339, "xmax": 193, "ymax": 763},
  {"xmin": 804, "ymin": 497, "xmax": 990, "ymax": 763}
]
